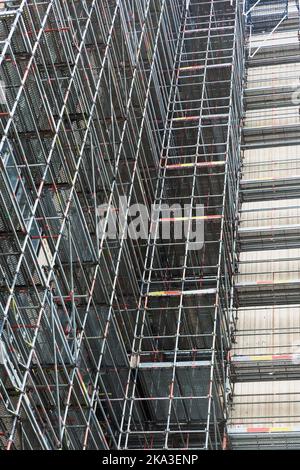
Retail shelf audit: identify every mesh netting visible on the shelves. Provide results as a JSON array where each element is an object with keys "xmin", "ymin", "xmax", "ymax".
[{"xmin": 246, "ymin": 0, "xmax": 288, "ymax": 31}]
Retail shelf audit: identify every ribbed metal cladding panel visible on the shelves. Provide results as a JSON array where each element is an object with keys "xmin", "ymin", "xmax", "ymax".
[
  {"xmin": 240, "ymin": 199, "xmax": 300, "ymax": 229},
  {"xmin": 250, "ymin": 30, "xmax": 299, "ymax": 48},
  {"xmin": 243, "ymin": 146, "xmax": 300, "ymax": 181},
  {"xmin": 247, "ymin": 63, "xmax": 300, "ymax": 89},
  {"xmin": 229, "ymin": 380, "xmax": 300, "ymax": 426},
  {"xmin": 233, "ymin": 305, "xmax": 300, "ymax": 357}
]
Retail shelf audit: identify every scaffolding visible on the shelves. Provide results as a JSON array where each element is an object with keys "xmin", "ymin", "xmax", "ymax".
[
  {"xmin": 119, "ymin": 0, "xmax": 244, "ymax": 449},
  {"xmin": 228, "ymin": 0, "xmax": 300, "ymax": 450},
  {"xmin": 245, "ymin": 0, "xmax": 288, "ymax": 31},
  {"xmin": 0, "ymin": 0, "xmax": 185, "ymax": 450},
  {"xmin": 0, "ymin": 0, "xmax": 247, "ymax": 450}
]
